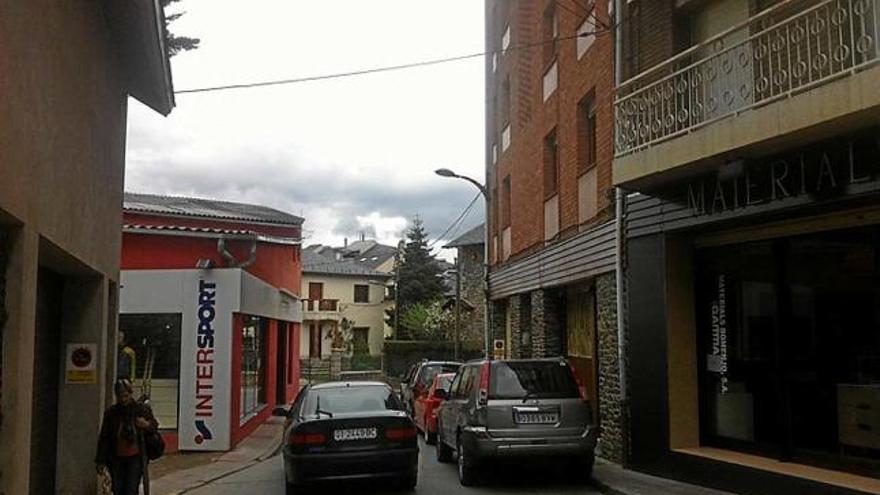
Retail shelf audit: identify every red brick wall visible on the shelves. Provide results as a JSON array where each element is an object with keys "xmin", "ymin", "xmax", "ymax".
[{"xmin": 487, "ymin": 0, "xmax": 616, "ymax": 266}]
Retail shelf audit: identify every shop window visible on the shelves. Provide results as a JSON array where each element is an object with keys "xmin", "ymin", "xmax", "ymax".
[
  {"xmin": 118, "ymin": 313, "xmax": 182, "ymax": 429},
  {"xmin": 354, "ymin": 284, "xmax": 370, "ymax": 303},
  {"xmin": 696, "ymin": 226, "xmax": 880, "ymax": 474},
  {"xmin": 240, "ymin": 315, "xmax": 267, "ymax": 420}
]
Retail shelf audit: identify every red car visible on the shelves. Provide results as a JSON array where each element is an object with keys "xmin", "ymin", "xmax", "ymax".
[{"xmin": 412, "ymin": 372, "xmax": 454, "ymax": 445}]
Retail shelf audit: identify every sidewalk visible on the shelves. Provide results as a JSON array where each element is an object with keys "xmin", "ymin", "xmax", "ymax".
[
  {"xmin": 148, "ymin": 417, "xmax": 285, "ymax": 495},
  {"xmin": 593, "ymin": 459, "xmax": 735, "ymax": 495}
]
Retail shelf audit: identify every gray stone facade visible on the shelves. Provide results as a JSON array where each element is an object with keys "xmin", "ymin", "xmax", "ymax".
[
  {"xmin": 595, "ymin": 272, "xmax": 625, "ymax": 464},
  {"xmin": 457, "ymin": 244, "xmax": 485, "ymax": 343},
  {"xmin": 530, "ymin": 289, "xmax": 562, "ymax": 358}
]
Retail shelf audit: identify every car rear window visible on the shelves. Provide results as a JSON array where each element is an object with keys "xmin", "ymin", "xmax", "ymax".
[
  {"xmin": 419, "ymin": 363, "xmax": 460, "ymax": 387},
  {"xmin": 304, "ymin": 386, "xmax": 403, "ymax": 416},
  {"xmin": 437, "ymin": 375, "xmax": 453, "ymax": 390},
  {"xmin": 489, "ymin": 361, "xmax": 579, "ymax": 400}
]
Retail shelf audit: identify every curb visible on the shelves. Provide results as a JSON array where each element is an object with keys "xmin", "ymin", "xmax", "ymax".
[{"xmin": 164, "ymin": 426, "xmax": 284, "ymax": 495}]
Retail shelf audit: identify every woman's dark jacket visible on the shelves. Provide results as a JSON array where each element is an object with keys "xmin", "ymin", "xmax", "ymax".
[{"xmin": 95, "ymin": 401, "xmax": 158, "ymax": 465}]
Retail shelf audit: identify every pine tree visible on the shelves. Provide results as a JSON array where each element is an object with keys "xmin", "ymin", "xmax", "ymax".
[
  {"xmin": 397, "ymin": 218, "xmax": 446, "ymax": 332},
  {"xmin": 161, "ymin": 0, "xmax": 201, "ymax": 57}
]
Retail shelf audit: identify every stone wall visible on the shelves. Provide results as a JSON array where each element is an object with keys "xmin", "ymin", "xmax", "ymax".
[
  {"xmin": 530, "ymin": 289, "xmax": 562, "ymax": 357},
  {"xmin": 596, "ymin": 272, "xmax": 625, "ymax": 464},
  {"xmin": 458, "ymin": 244, "xmax": 485, "ymax": 342}
]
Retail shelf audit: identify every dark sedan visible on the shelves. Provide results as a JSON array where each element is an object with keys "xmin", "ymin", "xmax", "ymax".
[{"xmin": 273, "ymin": 382, "xmax": 418, "ymax": 493}]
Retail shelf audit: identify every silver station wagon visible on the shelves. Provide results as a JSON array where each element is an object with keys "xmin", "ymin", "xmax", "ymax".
[{"xmin": 435, "ymin": 358, "xmax": 597, "ymax": 486}]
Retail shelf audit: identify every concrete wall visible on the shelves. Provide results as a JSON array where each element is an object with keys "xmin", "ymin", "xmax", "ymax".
[
  {"xmin": 0, "ymin": 1, "xmax": 133, "ymax": 493},
  {"xmin": 301, "ymin": 274, "xmax": 388, "ymax": 356}
]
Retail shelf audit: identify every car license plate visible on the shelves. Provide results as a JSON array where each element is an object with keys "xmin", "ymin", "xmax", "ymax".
[
  {"xmin": 333, "ymin": 427, "xmax": 377, "ymax": 441},
  {"xmin": 515, "ymin": 412, "xmax": 558, "ymax": 424}
]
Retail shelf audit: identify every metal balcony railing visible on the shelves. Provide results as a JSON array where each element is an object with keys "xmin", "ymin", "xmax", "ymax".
[
  {"xmin": 304, "ymin": 299, "xmax": 339, "ymax": 312},
  {"xmin": 614, "ymin": 0, "xmax": 880, "ymax": 157}
]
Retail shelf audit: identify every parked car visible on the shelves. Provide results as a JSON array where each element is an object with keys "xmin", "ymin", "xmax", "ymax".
[
  {"xmin": 435, "ymin": 358, "xmax": 596, "ymax": 486},
  {"xmin": 273, "ymin": 381, "xmax": 418, "ymax": 493},
  {"xmin": 412, "ymin": 372, "xmax": 455, "ymax": 445},
  {"xmin": 399, "ymin": 360, "xmax": 425, "ymax": 411},
  {"xmin": 403, "ymin": 360, "xmax": 460, "ymax": 415}
]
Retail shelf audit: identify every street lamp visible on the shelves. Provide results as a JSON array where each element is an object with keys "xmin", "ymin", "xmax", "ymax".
[{"xmin": 435, "ymin": 168, "xmax": 491, "ymax": 360}]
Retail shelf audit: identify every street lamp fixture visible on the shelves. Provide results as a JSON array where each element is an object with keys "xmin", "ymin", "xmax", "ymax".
[{"xmin": 434, "ymin": 167, "xmax": 491, "ymax": 360}]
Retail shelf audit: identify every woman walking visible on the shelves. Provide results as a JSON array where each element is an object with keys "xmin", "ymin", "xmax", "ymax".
[{"xmin": 96, "ymin": 379, "xmax": 158, "ymax": 495}]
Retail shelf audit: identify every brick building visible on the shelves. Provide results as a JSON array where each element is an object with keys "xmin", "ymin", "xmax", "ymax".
[
  {"xmin": 484, "ymin": 0, "xmax": 624, "ymax": 462},
  {"xmin": 120, "ymin": 193, "xmax": 303, "ymax": 452},
  {"xmin": 615, "ymin": 0, "xmax": 880, "ymax": 493},
  {"xmin": 0, "ymin": 2, "xmax": 173, "ymax": 493}
]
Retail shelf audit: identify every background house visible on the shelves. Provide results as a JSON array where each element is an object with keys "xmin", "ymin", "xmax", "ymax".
[
  {"xmin": 0, "ymin": 2, "xmax": 173, "ymax": 493},
  {"xmin": 300, "ymin": 241, "xmax": 395, "ymax": 362}
]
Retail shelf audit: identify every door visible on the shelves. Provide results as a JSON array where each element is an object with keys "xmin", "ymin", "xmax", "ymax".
[
  {"xmin": 276, "ymin": 322, "xmax": 287, "ymax": 404},
  {"xmin": 308, "ymin": 282, "xmax": 323, "ymax": 310},
  {"xmin": 309, "ymin": 323, "xmax": 321, "ymax": 358},
  {"xmin": 30, "ymin": 268, "xmax": 63, "ymax": 494}
]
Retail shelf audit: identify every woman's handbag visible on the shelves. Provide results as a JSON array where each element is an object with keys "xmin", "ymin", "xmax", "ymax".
[{"xmin": 144, "ymin": 429, "xmax": 165, "ymax": 460}]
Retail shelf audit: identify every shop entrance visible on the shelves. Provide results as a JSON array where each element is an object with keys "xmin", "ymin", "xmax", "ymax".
[
  {"xmin": 697, "ymin": 225, "xmax": 880, "ymax": 476},
  {"xmin": 276, "ymin": 322, "xmax": 287, "ymax": 404}
]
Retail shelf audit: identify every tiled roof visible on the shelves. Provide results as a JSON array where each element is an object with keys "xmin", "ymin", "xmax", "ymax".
[
  {"xmin": 122, "ymin": 224, "xmax": 300, "ymax": 245},
  {"xmin": 124, "ymin": 192, "xmax": 304, "ymax": 226},
  {"xmin": 302, "ymin": 246, "xmax": 392, "ymax": 278},
  {"xmin": 444, "ymin": 223, "xmax": 485, "ymax": 248}
]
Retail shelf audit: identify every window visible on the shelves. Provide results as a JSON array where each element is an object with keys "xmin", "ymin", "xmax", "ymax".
[
  {"xmin": 502, "ymin": 24, "xmax": 511, "ymax": 53},
  {"xmin": 543, "ymin": 129, "xmax": 559, "ymax": 197},
  {"xmin": 501, "ymin": 176, "xmax": 511, "ymax": 228},
  {"xmin": 304, "ymin": 385, "xmax": 403, "ymax": 416},
  {"xmin": 240, "ymin": 315, "xmax": 267, "ymax": 420},
  {"xmin": 489, "ymin": 361, "xmax": 580, "ymax": 400},
  {"xmin": 352, "ymin": 327, "xmax": 369, "ymax": 355},
  {"xmin": 577, "ymin": 94, "xmax": 597, "ymax": 172},
  {"xmin": 354, "ymin": 284, "xmax": 370, "ymax": 303},
  {"xmin": 577, "ymin": 10, "xmax": 597, "ymax": 59},
  {"xmin": 543, "ymin": 3, "xmax": 558, "ymax": 66},
  {"xmin": 542, "ymin": 61, "xmax": 558, "ymax": 101},
  {"xmin": 499, "ymin": 76, "xmax": 511, "ymax": 128},
  {"xmin": 119, "ymin": 313, "xmax": 182, "ymax": 429},
  {"xmin": 578, "ymin": 167, "xmax": 598, "ymax": 223}
]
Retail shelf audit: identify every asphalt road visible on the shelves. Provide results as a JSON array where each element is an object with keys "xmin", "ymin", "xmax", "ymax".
[{"xmin": 188, "ymin": 437, "xmax": 603, "ymax": 495}]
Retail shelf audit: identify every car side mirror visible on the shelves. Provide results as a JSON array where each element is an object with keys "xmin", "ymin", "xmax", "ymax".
[
  {"xmin": 272, "ymin": 406, "xmax": 289, "ymax": 417},
  {"xmin": 433, "ymin": 389, "xmax": 448, "ymax": 400}
]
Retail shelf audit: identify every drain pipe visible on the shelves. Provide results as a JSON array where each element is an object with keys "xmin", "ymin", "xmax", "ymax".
[
  {"xmin": 613, "ymin": 0, "xmax": 630, "ymax": 467},
  {"xmin": 217, "ymin": 234, "xmax": 258, "ymax": 268}
]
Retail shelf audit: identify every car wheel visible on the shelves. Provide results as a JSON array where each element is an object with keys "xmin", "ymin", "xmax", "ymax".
[
  {"xmin": 456, "ymin": 436, "xmax": 479, "ymax": 486},
  {"xmin": 435, "ymin": 431, "xmax": 453, "ymax": 463},
  {"xmin": 569, "ymin": 455, "xmax": 594, "ymax": 483},
  {"xmin": 400, "ymin": 470, "xmax": 418, "ymax": 491}
]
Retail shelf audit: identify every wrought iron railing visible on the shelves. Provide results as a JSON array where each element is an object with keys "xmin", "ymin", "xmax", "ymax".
[{"xmin": 614, "ymin": 0, "xmax": 880, "ymax": 157}]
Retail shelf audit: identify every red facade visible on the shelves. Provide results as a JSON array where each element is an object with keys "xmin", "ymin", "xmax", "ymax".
[{"xmin": 121, "ymin": 207, "xmax": 303, "ymax": 450}]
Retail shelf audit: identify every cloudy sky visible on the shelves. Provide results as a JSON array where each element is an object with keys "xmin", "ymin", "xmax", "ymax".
[{"xmin": 126, "ymin": 0, "xmax": 485, "ymax": 256}]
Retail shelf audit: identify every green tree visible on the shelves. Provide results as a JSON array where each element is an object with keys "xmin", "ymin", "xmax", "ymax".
[
  {"xmin": 161, "ymin": 0, "xmax": 201, "ymax": 57},
  {"xmin": 397, "ymin": 217, "xmax": 446, "ymax": 326}
]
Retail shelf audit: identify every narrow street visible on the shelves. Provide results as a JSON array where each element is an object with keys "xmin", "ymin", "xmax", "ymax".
[{"xmin": 188, "ymin": 437, "xmax": 603, "ymax": 495}]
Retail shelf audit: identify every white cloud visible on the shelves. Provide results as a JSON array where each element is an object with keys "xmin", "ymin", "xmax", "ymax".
[{"xmin": 127, "ymin": 0, "xmax": 486, "ymax": 252}]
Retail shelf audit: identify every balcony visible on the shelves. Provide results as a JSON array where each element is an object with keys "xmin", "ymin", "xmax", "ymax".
[
  {"xmin": 614, "ymin": 0, "xmax": 880, "ymax": 187},
  {"xmin": 302, "ymin": 299, "xmax": 341, "ymax": 321}
]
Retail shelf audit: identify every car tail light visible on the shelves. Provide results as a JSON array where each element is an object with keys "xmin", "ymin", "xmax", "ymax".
[
  {"xmin": 289, "ymin": 433, "xmax": 326, "ymax": 446},
  {"xmin": 478, "ymin": 362, "xmax": 490, "ymax": 406},
  {"xmin": 568, "ymin": 361, "xmax": 587, "ymax": 401},
  {"xmin": 385, "ymin": 426, "xmax": 417, "ymax": 440}
]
